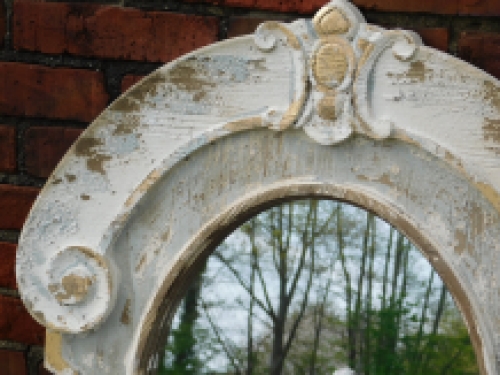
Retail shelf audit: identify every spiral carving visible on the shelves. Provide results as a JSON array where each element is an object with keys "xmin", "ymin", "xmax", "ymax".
[{"xmin": 41, "ymin": 246, "xmax": 118, "ymax": 333}]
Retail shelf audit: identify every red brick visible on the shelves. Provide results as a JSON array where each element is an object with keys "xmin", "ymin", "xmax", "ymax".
[
  {"xmin": 227, "ymin": 15, "xmax": 294, "ymax": 38},
  {"xmin": 459, "ymin": 32, "xmax": 500, "ymax": 80},
  {"xmin": 219, "ymin": 0, "xmax": 254, "ymax": 6},
  {"xmin": 203, "ymin": 0, "xmax": 326, "ymax": 13},
  {"xmin": 459, "ymin": 0, "xmax": 500, "ymax": 16},
  {"xmin": 0, "ymin": 62, "xmax": 108, "ymax": 122},
  {"xmin": 0, "ymin": 126, "xmax": 16, "ymax": 173},
  {"xmin": 187, "ymin": 0, "xmax": 463, "ymax": 14},
  {"xmin": 297, "ymin": 0, "xmax": 328, "ymax": 14},
  {"xmin": 39, "ymin": 363, "xmax": 51, "ymax": 375},
  {"xmin": 121, "ymin": 74, "xmax": 145, "ymax": 93},
  {"xmin": 0, "ymin": 185, "xmax": 40, "ymax": 230},
  {"xmin": 0, "ymin": 242, "xmax": 17, "ymax": 290},
  {"xmin": 352, "ymin": 0, "xmax": 458, "ymax": 13},
  {"xmin": 252, "ymin": 0, "xmax": 282, "ymax": 12},
  {"xmin": 0, "ymin": 0, "xmax": 6, "ymax": 48},
  {"xmin": 416, "ymin": 28, "xmax": 449, "ymax": 52},
  {"xmin": 13, "ymin": 1, "xmax": 219, "ymax": 63},
  {"xmin": 187, "ymin": 0, "xmax": 500, "ymax": 14},
  {"xmin": 25, "ymin": 127, "xmax": 83, "ymax": 178},
  {"xmin": 0, "ymin": 350, "xmax": 27, "ymax": 375},
  {"xmin": 0, "ymin": 295, "xmax": 45, "ymax": 345}
]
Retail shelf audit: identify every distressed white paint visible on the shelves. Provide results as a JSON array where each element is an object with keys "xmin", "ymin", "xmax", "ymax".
[{"xmin": 15, "ymin": 0, "xmax": 500, "ymax": 374}]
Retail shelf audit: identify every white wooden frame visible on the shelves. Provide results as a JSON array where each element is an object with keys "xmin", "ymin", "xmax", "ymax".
[{"xmin": 16, "ymin": 1, "xmax": 500, "ymax": 373}]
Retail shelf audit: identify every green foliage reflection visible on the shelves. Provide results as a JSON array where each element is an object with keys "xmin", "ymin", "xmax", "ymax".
[{"xmin": 159, "ymin": 200, "xmax": 478, "ymax": 375}]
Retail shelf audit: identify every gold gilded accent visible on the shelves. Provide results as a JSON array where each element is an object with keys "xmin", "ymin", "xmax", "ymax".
[
  {"xmin": 317, "ymin": 95, "xmax": 338, "ymax": 120},
  {"xmin": 357, "ymin": 38, "xmax": 370, "ymax": 53},
  {"xmin": 313, "ymin": 43, "xmax": 349, "ymax": 88},
  {"xmin": 45, "ymin": 330, "xmax": 76, "ymax": 374},
  {"xmin": 357, "ymin": 43, "xmax": 375, "ymax": 72},
  {"xmin": 313, "ymin": 7, "xmax": 351, "ymax": 36},
  {"xmin": 224, "ymin": 117, "xmax": 263, "ymax": 132},
  {"xmin": 279, "ymin": 92, "xmax": 307, "ymax": 130},
  {"xmin": 49, "ymin": 273, "xmax": 93, "ymax": 305},
  {"xmin": 476, "ymin": 181, "xmax": 500, "ymax": 214},
  {"xmin": 62, "ymin": 274, "xmax": 92, "ymax": 303}
]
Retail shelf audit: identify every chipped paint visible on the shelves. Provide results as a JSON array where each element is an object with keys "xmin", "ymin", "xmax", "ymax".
[
  {"xmin": 356, "ymin": 172, "xmax": 396, "ymax": 188},
  {"xmin": 135, "ymin": 254, "xmax": 147, "ymax": 273},
  {"xmin": 483, "ymin": 118, "xmax": 500, "ymax": 143},
  {"xmin": 317, "ymin": 94, "xmax": 338, "ymax": 120},
  {"xmin": 483, "ymin": 80, "xmax": 500, "ymax": 112},
  {"xmin": 14, "ymin": 1, "xmax": 500, "ymax": 374},
  {"xmin": 475, "ymin": 181, "xmax": 500, "ymax": 213},
  {"xmin": 65, "ymin": 174, "xmax": 76, "ymax": 182},
  {"xmin": 357, "ymin": 43, "xmax": 375, "ymax": 70},
  {"xmin": 121, "ymin": 299, "xmax": 132, "ymax": 325},
  {"xmin": 53, "ymin": 274, "xmax": 93, "ymax": 305},
  {"xmin": 111, "ymin": 71, "xmax": 166, "ymax": 113},
  {"xmin": 74, "ymin": 136, "xmax": 111, "ymax": 175},
  {"xmin": 279, "ymin": 95, "xmax": 306, "ymax": 130},
  {"xmin": 387, "ymin": 60, "xmax": 433, "ymax": 83},
  {"xmin": 224, "ymin": 116, "xmax": 263, "ymax": 132},
  {"xmin": 125, "ymin": 169, "xmax": 163, "ymax": 208},
  {"xmin": 45, "ymin": 331, "xmax": 76, "ymax": 375}
]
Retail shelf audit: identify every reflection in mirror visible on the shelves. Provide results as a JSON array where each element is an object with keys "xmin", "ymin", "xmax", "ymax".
[{"xmin": 158, "ymin": 200, "xmax": 478, "ymax": 375}]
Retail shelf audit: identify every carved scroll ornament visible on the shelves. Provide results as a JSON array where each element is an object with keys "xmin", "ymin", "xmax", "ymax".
[{"xmin": 250, "ymin": 0, "xmax": 421, "ymax": 145}]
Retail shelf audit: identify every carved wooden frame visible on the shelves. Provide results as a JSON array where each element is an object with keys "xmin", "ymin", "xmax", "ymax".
[{"xmin": 16, "ymin": 1, "xmax": 500, "ymax": 373}]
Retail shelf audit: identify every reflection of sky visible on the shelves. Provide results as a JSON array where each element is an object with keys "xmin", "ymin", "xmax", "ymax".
[{"xmin": 168, "ymin": 201, "xmax": 451, "ymax": 373}]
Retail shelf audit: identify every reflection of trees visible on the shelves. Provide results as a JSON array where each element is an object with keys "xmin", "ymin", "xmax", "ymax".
[{"xmin": 160, "ymin": 200, "xmax": 478, "ymax": 375}]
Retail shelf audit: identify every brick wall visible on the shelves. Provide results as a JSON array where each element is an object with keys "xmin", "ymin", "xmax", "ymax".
[{"xmin": 1, "ymin": 0, "xmax": 499, "ymax": 373}]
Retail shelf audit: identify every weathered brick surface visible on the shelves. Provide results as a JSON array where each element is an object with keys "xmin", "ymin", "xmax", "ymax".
[
  {"xmin": 0, "ymin": 0, "xmax": 5, "ymax": 48},
  {"xmin": 13, "ymin": 1, "xmax": 219, "ymax": 62},
  {"xmin": 0, "ymin": 242, "xmax": 17, "ymax": 290},
  {"xmin": 121, "ymin": 74, "xmax": 145, "ymax": 93},
  {"xmin": 0, "ymin": 62, "xmax": 108, "ymax": 122},
  {"xmin": 195, "ymin": 0, "xmax": 500, "ymax": 15},
  {"xmin": 188, "ymin": 0, "xmax": 500, "ymax": 15},
  {"xmin": 186, "ymin": 0, "xmax": 327, "ymax": 13},
  {"xmin": 0, "ymin": 126, "xmax": 16, "ymax": 173},
  {"xmin": 353, "ymin": 0, "xmax": 458, "ymax": 14},
  {"xmin": 459, "ymin": 0, "xmax": 500, "ymax": 16},
  {"xmin": 459, "ymin": 31, "xmax": 500, "ymax": 79},
  {"xmin": 0, "ymin": 350, "xmax": 27, "ymax": 375},
  {"xmin": 0, "ymin": 185, "xmax": 39, "ymax": 230},
  {"xmin": 38, "ymin": 363, "xmax": 51, "ymax": 375},
  {"xmin": 416, "ymin": 28, "xmax": 449, "ymax": 52},
  {"xmin": 227, "ymin": 15, "xmax": 294, "ymax": 38},
  {"xmin": 0, "ymin": 295, "xmax": 45, "ymax": 345},
  {"xmin": 25, "ymin": 127, "xmax": 83, "ymax": 178}
]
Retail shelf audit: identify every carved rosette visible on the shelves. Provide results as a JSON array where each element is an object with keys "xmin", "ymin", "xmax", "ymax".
[{"xmin": 252, "ymin": 0, "xmax": 422, "ymax": 145}]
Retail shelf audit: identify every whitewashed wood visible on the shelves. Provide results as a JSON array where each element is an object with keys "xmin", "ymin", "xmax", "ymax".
[{"xmin": 15, "ymin": 0, "xmax": 500, "ymax": 373}]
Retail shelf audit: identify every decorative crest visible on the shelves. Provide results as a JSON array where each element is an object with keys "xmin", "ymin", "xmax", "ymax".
[{"xmin": 253, "ymin": 0, "xmax": 422, "ymax": 145}]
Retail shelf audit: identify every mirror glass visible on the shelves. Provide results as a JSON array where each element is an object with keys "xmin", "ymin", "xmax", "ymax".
[{"xmin": 158, "ymin": 199, "xmax": 479, "ymax": 375}]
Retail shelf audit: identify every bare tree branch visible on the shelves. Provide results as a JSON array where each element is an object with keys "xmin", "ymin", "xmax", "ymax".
[
  {"xmin": 214, "ymin": 251, "xmax": 277, "ymax": 321},
  {"xmin": 201, "ymin": 298, "xmax": 243, "ymax": 374}
]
